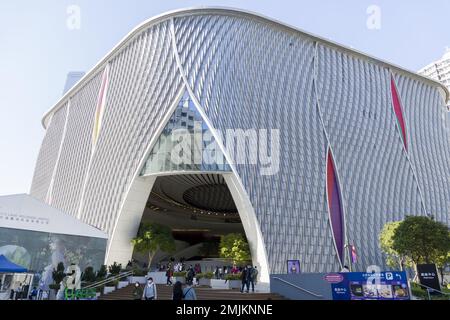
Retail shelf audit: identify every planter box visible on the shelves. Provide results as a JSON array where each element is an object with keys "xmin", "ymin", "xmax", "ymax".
[
  {"xmin": 198, "ymin": 278, "xmax": 212, "ymax": 287},
  {"xmin": 103, "ymin": 286, "xmax": 116, "ymax": 295},
  {"xmin": 227, "ymin": 280, "xmax": 242, "ymax": 290},
  {"xmin": 174, "ymin": 276, "xmax": 186, "ymax": 284},
  {"xmin": 210, "ymin": 279, "xmax": 228, "ymax": 289},
  {"xmin": 117, "ymin": 281, "xmax": 129, "ymax": 289},
  {"xmin": 128, "ymin": 276, "xmax": 147, "ymax": 284}
]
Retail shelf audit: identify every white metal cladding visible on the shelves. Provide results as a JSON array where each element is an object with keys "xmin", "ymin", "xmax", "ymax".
[
  {"xmin": 78, "ymin": 21, "xmax": 183, "ymax": 234},
  {"xmin": 31, "ymin": 9, "xmax": 450, "ymax": 274},
  {"xmin": 173, "ymin": 15, "xmax": 339, "ymax": 273},
  {"xmin": 315, "ymin": 44, "xmax": 424, "ymax": 269},
  {"xmin": 50, "ymin": 72, "xmax": 103, "ymax": 216},
  {"xmin": 30, "ymin": 102, "xmax": 68, "ymax": 201},
  {"xmin": 395, "ymin": 74, "xmax": 450, "ymax": 224}
]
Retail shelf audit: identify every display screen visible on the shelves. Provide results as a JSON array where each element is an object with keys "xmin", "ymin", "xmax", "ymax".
[
  {"xmin": 0, "ymin": 227, "xmax": 106, "ymax": 290},
  {"xmin": 331, "ymin": 271, "xmax": 410, "ymax": 300}
]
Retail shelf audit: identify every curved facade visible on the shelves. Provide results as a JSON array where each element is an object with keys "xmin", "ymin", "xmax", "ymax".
[{"xmin": 31, "ymin": 8, "xmax": 450, "ymax": 282}]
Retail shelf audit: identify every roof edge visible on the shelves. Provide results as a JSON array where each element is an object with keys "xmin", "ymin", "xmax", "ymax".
[{"xmin": 41, "ymin": 6, "xmax": 450, "ymax": 128}]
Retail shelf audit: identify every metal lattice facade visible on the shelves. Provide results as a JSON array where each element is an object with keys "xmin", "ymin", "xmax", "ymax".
[{"xmin": 31, "ymin": 8, "xmax": 449, "ymax": 276}]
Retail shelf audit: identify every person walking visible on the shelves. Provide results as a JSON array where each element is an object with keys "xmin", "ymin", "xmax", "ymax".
[
  {"xmin": 132, "ymin": 282, "xmax": 143, "ymax": 300},
  {"xmin": 240, "ymin": 267, "xmax": 249, "ymax": 293},
  {"xmin": 182, "ymin": 283, "xmax": 197, "ymax": 300},
  {"xmin": 186, "ymin": 266, "xmax": 195, "ymax": 286},
  {"xmin": 172, "ymin": 281, "xmax": 183, "ymax": 300},
  {"xmin": 166, "ymin": 266, "xmax": 173, "ymax": 286},
  {"xmin": 142, "ymin": 278, "xmax": 157, "ymax": 300}
]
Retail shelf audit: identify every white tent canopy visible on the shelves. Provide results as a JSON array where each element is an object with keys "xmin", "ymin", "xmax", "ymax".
[{"xmin": 0, "ymin": 194, "xmax": 107, "ymax": 239}]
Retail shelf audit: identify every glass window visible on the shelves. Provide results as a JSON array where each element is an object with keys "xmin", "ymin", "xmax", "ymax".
[{"xmin": 141, "ymin": 91, "xmax": 231, "ymax": 175}]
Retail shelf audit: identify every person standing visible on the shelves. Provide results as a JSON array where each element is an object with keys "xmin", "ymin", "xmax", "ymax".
[
  {"xmin": 15, "ymin": 283, "xmax": 23, "ymax": 300},
  {"xmin": 186, "ymin": 266, "xmax": 195, "ymax": 286},
  {"xmin": 249, "ymin": 266, "xmax": 258, "ymax": 293},
  {"xmin": 214, "ymin": 266, "xmax": 220, "ymax": 279},
  {"xmin": 142, "ymin": 278, "xmax": 157, "ymax": 300},
  {"xmin": 172, "ymin": 281, "xmax": 183, "ymax": 301},
  {"xmin": 240, "ymin": 267, "xmax": 249, "ymax": 293},
  {"xmin": 132, "ymin": 282, "xmax": 143, "ymax": 300},
  {"xmin": 166, "ymin": 266, "xmax": 173, "ymax": 286},
  {"xmin": 182, "ymin": 283, "xmax": 197, "ymax": 300}
]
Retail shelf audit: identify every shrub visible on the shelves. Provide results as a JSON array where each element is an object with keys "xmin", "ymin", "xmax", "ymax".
[
  {"xmin": 196, "ymin": 272, "xmax": 214, "ymax": 280},
  {"xmin": 224, "ymin": 273, "xmax": 242, "ymax": 281},
  {"xmin": 132, "ymin": 268, "xmax": 147, "ymax": 277},
  {"xmin": 173, "ymin": 271, "xmax": 187, "ymax": 277},
  {"xmin": 81, "ymin": 266, "xmax": 96, "ymax": 283},
  {"xmin": 96, "ymin": 265, "xmax": 107, "ymax": 280},
  {"xmin": 108, "ymin": 262, "xmax": 122, "ymax": 276}
]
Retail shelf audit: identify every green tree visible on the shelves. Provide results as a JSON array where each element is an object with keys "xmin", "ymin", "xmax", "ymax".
[
  {"xmin": 131, "ymin": 223, "xmax": 176, "ymax": 268},
  {"xmin": 435, "ymin": 252, "xmax": 450, "ymax": 285},
  {"xmin": 379, "ymin": 221, "xmax": 412, "ymax": 270},
  {"xmin": 219, "ymin": 233, "xmax": 251, "ymax": 266},
  {"xmin": 392, "ymin": 216, "xmax": 450, "ymax": 268}
]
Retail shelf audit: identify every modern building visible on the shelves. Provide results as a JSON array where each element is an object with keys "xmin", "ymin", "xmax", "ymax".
[
  {"xmin": 419, "ymin": 49, "xmax": 450, "ymax": 110},
  {"xmin": 419, "ymin": 49, "xmax": 450, "ymax": 91},
  {"xmin": 0, "ymin": 194, "xmax": 107, "ymax": 288},
  {"xmin": 30, "ymin": 8, "xmax": 450, "ymax": 283},
  {"xmin": 62, "ymin": 72, "xmax": 86, "ymax": 95}
]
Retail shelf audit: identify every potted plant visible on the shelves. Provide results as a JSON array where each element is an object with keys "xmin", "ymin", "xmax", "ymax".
[
  {"xmin": 224, "ymin": 273, "xmax": 242, "ymax": 289},
  {"xmin": 196, "ymin": 272, "xmax": 214, "ymax": 287},
  {"xmin": 173, "ymin": 271, "xmax": 187, "ymax": 284},
  {"xmin": 81, "ymin": 266, "xmax": 96, "ymax": 287}
]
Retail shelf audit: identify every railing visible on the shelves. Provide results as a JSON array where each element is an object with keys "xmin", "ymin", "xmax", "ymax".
[
  {"xmin": 412, "ymin": 282, "xmax": 450, "ymax": 300},
  {"xmin": 272, "ymin": 277, "xmax": 324, "ymax": 299},
  {"xmin": 83, "ymin": 270, "xmax": 134, "ymax": 290}
]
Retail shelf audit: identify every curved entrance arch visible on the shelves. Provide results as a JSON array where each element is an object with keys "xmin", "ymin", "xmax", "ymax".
[
  {"xmin": 105, "ymin": 86, "xmax": 270, "ymax": 284},
  {"xmin": 105, "ymin": 171, "xmax": 270, "ymax": 284}
]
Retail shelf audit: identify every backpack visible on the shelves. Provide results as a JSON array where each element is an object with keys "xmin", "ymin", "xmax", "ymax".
[
  {"xmin": 251, "ymin": 268, "xmax": 258, "ymax": 280},
  {"xmin": 183, "ymin": 287, "xmax": 192, "ymax": 299}
]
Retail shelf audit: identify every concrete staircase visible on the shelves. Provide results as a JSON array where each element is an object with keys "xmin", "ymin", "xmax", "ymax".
[{"xmin": 98, "ymin": 284, "xmax": 286, "ymax": 300}]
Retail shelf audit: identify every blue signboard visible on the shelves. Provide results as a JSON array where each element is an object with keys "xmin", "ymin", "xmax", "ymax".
[{"xmin": 331, "ymin": 271, "xmax": 410, "ymax": 300}]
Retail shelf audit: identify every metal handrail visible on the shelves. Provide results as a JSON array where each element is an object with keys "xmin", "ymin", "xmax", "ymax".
[
  {"xmin": 413, "ymin": 282, "xmax": 450, "ymax": 299},
  {"xmin": 272, "ymin": 277, "xmax": 324, "ymax": 299},
  {"xmin": 83, "ymin": 271, "xmax": 134, "ymax": 289}
]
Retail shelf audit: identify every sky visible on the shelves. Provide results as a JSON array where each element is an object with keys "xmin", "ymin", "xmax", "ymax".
[{"xmin": 0, "ymin": 0, "xmax": 449, "ymax": 196}]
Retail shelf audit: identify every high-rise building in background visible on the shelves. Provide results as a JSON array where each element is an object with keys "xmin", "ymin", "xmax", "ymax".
[
  {"xmin": 63, "ymin": 71, "xmax": 85, "ymax": 95},
  {"xmin": 419, "ymin": 49, "xmax": 450, "ymax": 108}
]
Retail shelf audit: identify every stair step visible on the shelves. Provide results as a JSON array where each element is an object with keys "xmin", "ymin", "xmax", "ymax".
[{"xmin": 98, "ymin": 284, "xmax": 287, "ymax": 300}]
